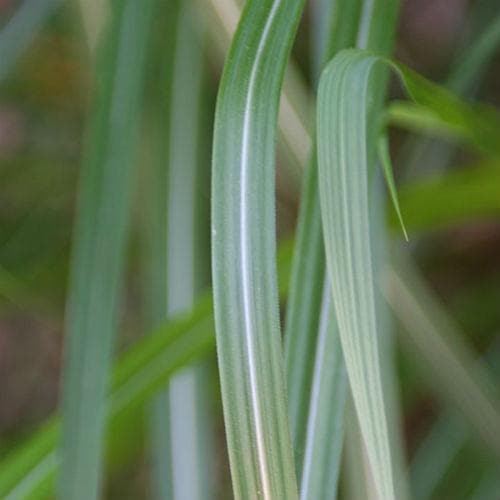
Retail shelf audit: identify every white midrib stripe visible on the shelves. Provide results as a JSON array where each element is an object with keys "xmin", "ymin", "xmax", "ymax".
[{"xmin": 240, "ymin": 1, "xmax": 282, "ymax": 498}]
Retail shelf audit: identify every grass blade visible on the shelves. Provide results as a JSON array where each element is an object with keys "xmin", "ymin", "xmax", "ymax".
[
  {"xmin": 317, "ymin": 46, "xmax": 500, "ymax": 498},
  {"xmin": 156, "ymin": 4, "xmax": 213, "ymax": 499},
  {"xmin": 211, "ymin": 0, "xmax": 306, "ymax": 497},
  {"xmin": 385, "ymin": 66, "xmax": 500, "ymax": 156},
  {"xmin": 286, "ymin": 4, "xmax": 397, "ymax": 498},
  {"xmin": 400, "ymin": 2, "xmax": 500, "ymax": 181},
  {"xmin": 317, "ymin": 49, "xmax": 398, "ymax": 499},
  {"xmin": 141, "ymin": 3, "xmax": 180, "ymax": 496},
  {"xmin": 284, "ymin": 153, "xmax": 328, "ymax": 475},
  {"xmin": 58, "ymin": 1, "xmax": 154, "ymax": 498},
  {"xmin": 311, "ymin": 0, "xmax": 362, "ymax": 82},
  {"xmin": 378, "ymin": 134, "xmax": 408, "ymax": 241},
  {"xmin": 285, "ymin": 0, "xmax": 361, "ymax": 478},
  {"xmin": 297, "ymin": 280, "xmax": 347, "ymax": 500}
]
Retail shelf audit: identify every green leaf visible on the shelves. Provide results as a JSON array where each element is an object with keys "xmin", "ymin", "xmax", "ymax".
[
  {"xmin": 284, "ymin": 155, "xmax": 328, "ymax": 475},
  {"xmin": 317, "ymin": 47, "xmax": 500, "ymax": 498},
  {"xmin": 386, "ymin": 67, "xmax": 500, "ymax": 156},
  {"xmin": 317, "ymin": 49, "xmax": 397, "ymax": 499},
  {"xmin": 378, "ymin": 134, "xmax": 408, "ymax": 241},
  {"xmin": 211, "ymin": 0, "xmax": 306, "ymax": 497},
  {"xmin": 285, "ymin": 0, "xmax": 361, "ymax": 483},
  {"xmin": 285, "ymin": 3, "xmax": 399, "ymax": 498},
  {"xmin": 311, "ymin": 0, "xmax": 362, "ymax": 81},
  {"xmin": 142, "ymin": 2, "xmax": 214, "ymax": 499},
  {"xmin": 58, "ymin": 1, "xmax": 154, "ymax": 498},
  {"xmin": 297, "ymin": 280, "xmax": 347, "ymax": 500}
]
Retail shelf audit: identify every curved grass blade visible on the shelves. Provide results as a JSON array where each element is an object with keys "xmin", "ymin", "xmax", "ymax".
[
  {"xmin": 385, "ymin": 68, "xmax": 500, "ymax": 156},
  {"xmin": 400, "ymin": 2, "xmax": 500, "ymax": 181},
  {"xmin": 317, "ymin": 50, "xmax": 399, "ymax": 500},
  {"xmin": 317, "ymin": 46, "xmax": 500, "ymax": 499},
  {"xmin": 285, "ymin": 0, "xmax": 361, "ymax": 480},
  {"xmin": 58, "ymin": 1, "xmax": 154, "ymax": 498},
  {"xmin": 286, "ymin": 4, "xmax": 397, "ymax": 498},
  {"xmin": 211, "ymin": 0, "xmax": 306, "ymax": 497}
]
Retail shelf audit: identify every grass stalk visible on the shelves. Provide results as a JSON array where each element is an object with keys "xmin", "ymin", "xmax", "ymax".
[{"xmin": 58, "ymin": 1, "xmax": 153, "ymax": 498}]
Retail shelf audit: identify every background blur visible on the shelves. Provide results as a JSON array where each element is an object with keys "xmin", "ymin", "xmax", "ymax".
[{"xmin": 0, "ymin": 0, "xmax": 499, "ymax": 498}]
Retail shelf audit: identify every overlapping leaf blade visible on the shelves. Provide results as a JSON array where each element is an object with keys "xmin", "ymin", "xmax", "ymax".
[
  {"xmin": 317, "ymin": 49, "xmax": 396, "ymax": 500},
  {"xmin": 211, "ymin": 0, "xmax": 305, "ymax": 497}
]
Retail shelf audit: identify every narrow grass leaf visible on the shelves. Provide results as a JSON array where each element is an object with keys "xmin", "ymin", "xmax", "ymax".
[
  {"xmin": 311, "ymin": 0, "xmax": 362, "ymax": 82},
  {"xmin": 286, "ymin": 4, "xmax": 397, "ymax": 498},
  {"xmin": 211, "ymin": 0, "xmax": 305, "ymax": 497},
  {"xmin": 317, "ymin": 47, "xmax": 500, "ymax": 499},
  {"xmin": 141, "ymin": 2, "xmax": 179, "ymax": 496},
  {"xmin": 298, "ymin": 280, "xmax": 347, "ymax": 500},
  {"xmin": 378, "ymin": 134, "xmax": 408, "ymax": 240},
  {"xmin": 284, "ymin": 155, "xmax": 327, "ymax": 473},
  {"xmin": 399, "ymin": 2, "xmax": 500, "ymax": 181},
  {"xmin": 156, "ymin": 4, "xmax": 213, "ymax": 499},
  {"xmin": 58, "ymin": 1, "xmax": 153, "ymax": 498},
  {"xmin": 285, "ymin": 0, "xmax": 360, "ymax": 482},
  {"xmin": 317, "ymin": 49, "xmax": 399, "ymax": 499},
  {"xmin": 386, "ymin": 67, "xmax": 500, "ymax": 156}
]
